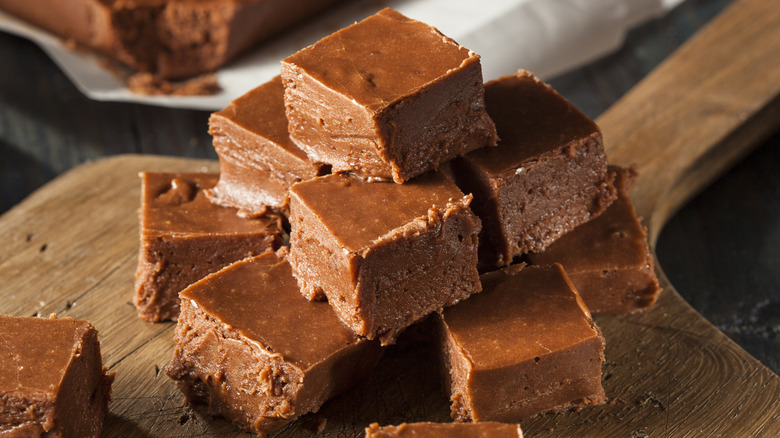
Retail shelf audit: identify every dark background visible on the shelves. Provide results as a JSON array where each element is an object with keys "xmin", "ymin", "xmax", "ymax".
[{"xmin": 1, "ymin": 0, "xmax": 777, "ymax": 374}]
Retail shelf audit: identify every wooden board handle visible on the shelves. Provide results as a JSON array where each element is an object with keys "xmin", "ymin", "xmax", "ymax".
[{"xmin": 596, "ymin": 0, "xmax": 780, "ymax": 244}]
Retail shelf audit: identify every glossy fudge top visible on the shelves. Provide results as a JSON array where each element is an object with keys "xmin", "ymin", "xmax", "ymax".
[
  {"xmin": 366, "ymin": 422, "xmax": 523, "ymax": 438},
  {"xmin": 442, "ymin": 264, "xmax": 596, "ymax": 370},
  {"xmin": 179, "ymin": 250, "xmax": 362, "ymax": 370},
  {"xmin": 282, "ymin": 8, "xmax": 477, "ymax": 112},
  {"xmin": 210, "ymin": 76, "xmax": 308, "ymax": 163},
  {"xmin": 289, "ymin": 172, "xmax": 467, "ymax": 253},
  {"xmin": 528, "ymin": 167, "xmax": 648, "ymax": 271},
  {"xmin": 0, "ymin": 315, "xmax": 92, "ymax": 394},
  {"xmin": 141, "ymin": 172, "xmax": 281, "ymax": 235},
  {"xmin": 466, "ymin": 70, "xmax": 600, "ymax": 174}
]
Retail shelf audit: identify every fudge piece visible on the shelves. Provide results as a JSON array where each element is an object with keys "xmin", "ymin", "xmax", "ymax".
[
  {"xmin": 436, "ymin": 264, "xmax": 606, "ymax": 422},
  {"xmin": 281, "ymin": 7, "xmax": 498, "ymax": 183},
  {"xmin": 166, "ymin": 249, "xmax": 383, "ymax": 436},
  {"xmin": 450, "ymin": 70, "xmax": 617, "ymax": 267},
  {"xmin": 206, "ymin": 76, "xmax": 326, "ymax": 217},
  {"xmin": 365, "ymin": 422, "xmax": 523, "ymax": 437},
  {"xmin": 526, "ymin": 166, "xmax": 661, "ymax": 314},
  {"xmin": 134, "ymin": 172, "xmax": 282, "ymax": 322},
  {"xmin": 288, "ymin": 172, "xmax": 481, "ymax": 344},
  {"xmin": 0, "ymin": 0, "xmax": 349, "ymax": 79},
  {"xmin": 0, "ymin": 315, "xmax": 113, "ymax": 437}
]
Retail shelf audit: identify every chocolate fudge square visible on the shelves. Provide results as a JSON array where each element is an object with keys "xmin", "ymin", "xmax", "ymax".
[
  {"xmin": 281, "ymin": 7, "xmax": 498, "ymax": 183},
  {"xmin": 436, "ymin": 264, "xmax": 606, "ymax": 422},
  {"xmin": 0, "ymin": 315, "xmax": 113, "ymax": 437},
  {"xmin": 166, "ymin": 249, "xmax": 383, "ymax": 436},
  {"xmin": 451, "ymin": 70, "xmax": 616, "ymax": 267},
  {"xmin": 527, "ymin": 166, "xmax": 661, "ymax": 314},
  {"xmin": 0, "ymin": 0, "xmax": 350, "ymax": 80},
  {"xmin": 134, "ymin": 172, "xmax": 282, "ymax": 322},
  {"xmin": 288, "ymin": 172, "xmax": 481, "ymax": 345},
  {"xmin": 365, "ymin": 422, "xmax": 523, "ymax": 437},
  {"xmin": 206, "ymin": 76, "xmax": 326, "ymax": 217}
]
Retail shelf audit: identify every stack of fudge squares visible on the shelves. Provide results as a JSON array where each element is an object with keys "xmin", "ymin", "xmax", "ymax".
[{"xmin": 133, "ymin": 7, "xmax": 661, "ymax": 436}]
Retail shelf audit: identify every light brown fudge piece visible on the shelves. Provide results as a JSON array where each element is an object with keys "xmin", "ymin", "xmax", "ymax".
[
  {"xmin": 450, "ymin": 70, "xmax": 616, "ymax": 267},
  {"xmin": 0, "ymin": 315, "xmax": 113, "ymax": 437},
  {"xmin": 0, "ymin": 0, "xmax": 349, "ymax": 79},
  {"xmin": 281, "ymin": 8, "xmax": 498, "ymax": 183},
  {"xmin": 526, "ymin": 166, "xmax": 661, "ymax": 314},
  {"xmin": 436, "ymin": 264, "xmax": 606, "ymax": 422},
  {"xmin": 365, "ymin": 422, "xmax": 523, "ymax": 437},
  {"xmin": 288, "ymin": 172, "xmax": 482, "ymax": 345},
  {"xmin": 206, "ymin": 76, "xmax": 326, "ymax": 217},
  {"xmin": 166, "ymin": 249, "xmax": 383, "ymax": 436},
  {"xmin": 134, "ymin": 172, "xmax": 282, "ymax": 322}
]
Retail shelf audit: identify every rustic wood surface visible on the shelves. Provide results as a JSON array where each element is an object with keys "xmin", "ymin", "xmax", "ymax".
[
  {"xmin": 6, "ymin": 1, "xmax": 778, "ymax": 375},
  {"xmin": 1, "ymin": 0, "xmax": 779, "ymax": 437}
]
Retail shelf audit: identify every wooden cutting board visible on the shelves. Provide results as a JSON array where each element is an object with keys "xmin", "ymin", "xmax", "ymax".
[{"xmin": 1, "ymin": 0, "xmax": 779, "ymax": 436}]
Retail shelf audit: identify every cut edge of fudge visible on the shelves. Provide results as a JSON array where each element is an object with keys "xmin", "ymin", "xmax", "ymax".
[
  {"xmin": 509, "ymin": 166, "xmax": 618, "ymax": 257},
  {"xmin": 281, "ymin": 7, "xmax": 498, "ymax": 183},
  {"xmin": 468, "ymin": 165, "xmax": 618, "ymax": 269},
  {"xmin": 365, "ymin": 421, "xmax": 524, "ymax": 437},
  {"xmin": 205, "ymin": 76, "xmax": 326, "ymax": 217},
  {"xmin": 0, "ymin": 315, "xmax": 114, "ymax": 437},
  {"xmin": 166, "ymin": 248, "xmax": 383, "ymax": 436},
  {"xmin": 437, "ymin": 264, "xmax": 606, "ymax": 423},
  {"xmin": 133, "ymin": 171, "xmax": 283, "ymax": 323},
  {"xmin": 526, "ymin": 165, "xmax": 662, "ymax": 314}
]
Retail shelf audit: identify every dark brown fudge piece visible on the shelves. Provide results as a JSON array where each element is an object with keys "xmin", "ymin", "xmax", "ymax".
[
  {"xmin": 450, "ymin": 70, "xmax": 616, "ymax": 267},
  {"xmin": 288, "ymin": 172, "xmax": 481, "ymax": 345},
  {"xmin": 206, "ymin": 76, "xmax": 326, "ymax": 217},
  {"xmin": 365, "ymin": 422, "xmax": 523, "ymax": 437},
  {"xmin": 281, "ymin": 8, "xmax": 498, "ymax": 183},
  {"xmin": 436, "ymin": 264, "xmax": 606, "ymax": 422},
  {"xmin": 166, "ymin": 249, "xmax": 383, "ymax": 436},
  {"xmin": 526, "ymin": 167, "xmax": 661, "ymax": 314},
  {"xmin": 134, "ymin": 172, "xmax": 282, "ymax": 322},
  {"xmin": 0, "ymin": 0, "xmax": 349, "ymax": 79},
  {"xmin": 0, "ymin": 315, "xmax": 113, "ymax": 437}
]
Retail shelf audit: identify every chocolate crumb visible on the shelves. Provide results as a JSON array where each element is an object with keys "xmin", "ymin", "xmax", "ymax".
[
  {"xmin": 636, "ymin": 392, "xmax": 665, "ymax": 411},
  {"xmin": 127, "ymin": 72, "xmax": 221, "ymax": 96}
]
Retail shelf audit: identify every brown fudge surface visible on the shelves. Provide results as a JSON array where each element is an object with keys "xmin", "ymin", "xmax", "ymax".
[
  {"xmin": 288, "ymin": 171, "xmax": 482, "ymax": 345},
  {"xmin": 526, "ymin": 166, "xmax": 661, "ymax": 314},
  {"xmin": 437, "ymin": 264, "xmax": 606, "ymax": 422},
  {"xmin": 166, "ymin": 249, "xmax": 383, "ymax": 436},
  {"xmin": 365, "ymin": 422, "xmax": 523, "ymax": 437},
  {"xmin": 134, "ymin": 171, "xmax": 282, "ymax": 322},
  {"xmin": 450, "ymin": 70, "xmax": 616, "ymax": 267},
  {"xmin": 0, "ymin": 315, "xmax": 113, "ymax": 437},
  {"xmin": 281, "ymin": 7, "xmax": 498, "ymax": 183},
  {"xmin": 206, "ymin": 76, "xmax": 326, "ymax": 217},
  {"xmin": 0, "ymin": 0, "xmax": 348, "ymax": 80}
]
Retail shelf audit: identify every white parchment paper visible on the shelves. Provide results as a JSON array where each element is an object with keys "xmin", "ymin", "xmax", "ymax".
[{"xmin": 0, "ymin": 0, "xmax": 684, "ymax": 111}]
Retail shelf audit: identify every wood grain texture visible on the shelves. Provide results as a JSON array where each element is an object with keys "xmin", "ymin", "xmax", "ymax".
[
  {"xmin": 0, "ymin": 0, "xmax": 779, "ymax": 436},
  {"xmin": 598, "ymin": 0, "xmax": 780, "ymax": 240},
  {"xmin": 1, "ymin": 156, "xmax": 777, "ymax": 436}
]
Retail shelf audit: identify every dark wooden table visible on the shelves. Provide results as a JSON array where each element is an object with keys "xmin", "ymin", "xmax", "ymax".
[{"xmin": 1, "ymin": 0, "xmax": 777, "ymax": 385}]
